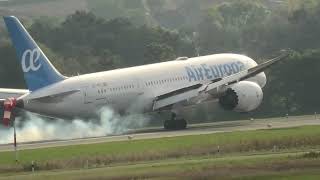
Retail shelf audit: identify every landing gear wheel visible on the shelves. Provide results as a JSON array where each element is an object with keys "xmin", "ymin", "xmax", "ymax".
[
  {"xmin": 164, "ymin": 113, "xmax": 187, "ymax": 130},
  {"xmin": 178, "ymin": 119, "xmax": 187, "ymax": 129},
  {"xmin": 164, "ymin": 120, "xmax": 171, "ymax": 130}
]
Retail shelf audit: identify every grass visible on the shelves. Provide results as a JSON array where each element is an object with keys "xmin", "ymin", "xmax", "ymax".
[
  {"xmin": 236, "ymin": 171, "xmax": 320, "ymax": 180},
  {"xmin": 0, "ymin": 125, "xmax": 319, "ymax": 173},
  {"xmin": 0, "ymin": 125, "xmax": 320, "ymax": 178},
  {"xmin": 1, "ymin": 151, "xmax": 320, "ymax": 180},
  {"xmin": 0, "ymin": 0, "xmax": 62, "ymax": 6}
]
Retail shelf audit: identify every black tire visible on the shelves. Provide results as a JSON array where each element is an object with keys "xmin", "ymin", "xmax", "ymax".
[
  {"xmin": 163, "ymin": 119, "xmax": 187, "ymax": 130},
  {"xmin": 164, "ymin": 120, "xmax": 171, "ymax": 130},
  {"xmin": 178, "ymin": 119, "xmax": 187, "ymax": 129}
]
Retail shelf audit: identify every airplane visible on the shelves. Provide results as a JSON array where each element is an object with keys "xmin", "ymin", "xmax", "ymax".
[{"xmin": 0, "ymin": 16, "xmax": 290, "ymax": 130}]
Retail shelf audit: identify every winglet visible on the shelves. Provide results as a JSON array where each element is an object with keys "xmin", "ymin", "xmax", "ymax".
[{"xmin": 240, "ymin": 49, "xmax": 291, "ymax": 81}]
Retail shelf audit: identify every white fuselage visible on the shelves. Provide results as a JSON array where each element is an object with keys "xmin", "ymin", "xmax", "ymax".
[{"xmin": 21, "ymin": 54, "xmax": 266, "ymax": 119}]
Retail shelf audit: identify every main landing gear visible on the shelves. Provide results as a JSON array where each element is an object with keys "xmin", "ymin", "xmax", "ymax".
[{"xmin": 164, "ymin": 113, "xmax": 187, "ymax": 130}]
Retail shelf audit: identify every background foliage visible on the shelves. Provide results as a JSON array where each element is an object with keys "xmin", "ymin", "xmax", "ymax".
[{"xmin": 1, "ymin": 0, "xmax": 320, "ymax": 121}]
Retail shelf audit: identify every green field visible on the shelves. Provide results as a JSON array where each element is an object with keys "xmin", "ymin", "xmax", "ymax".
[
  {"xmin": 1, "ymin": 151, "xmax": 320, "ymax": 180},
  {"xmin": 1, "ymin": 126, "xmax": 320, "ymax": 165},
  {"xmin": 1, "ymin": 125, "xmax": 320, "ymax": 179},
  {"xmin": 0, "ymin": 0, "xmax": 62, "ymax": 6}
]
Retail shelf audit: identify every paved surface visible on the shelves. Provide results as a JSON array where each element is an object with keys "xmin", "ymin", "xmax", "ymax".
[{"xmin": 1, "ymin": 115, "xmax": 320, "ymax": 152}]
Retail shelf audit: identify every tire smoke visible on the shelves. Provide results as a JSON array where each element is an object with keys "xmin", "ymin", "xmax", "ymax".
[{"xmin": 0, "ymin": 107, "xmax": 150, "ymax": 144}]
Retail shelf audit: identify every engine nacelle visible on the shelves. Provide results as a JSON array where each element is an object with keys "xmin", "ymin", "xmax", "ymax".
[{"xmin": 219, "ymin": 81, "xmax": 263, "ymax": 112}]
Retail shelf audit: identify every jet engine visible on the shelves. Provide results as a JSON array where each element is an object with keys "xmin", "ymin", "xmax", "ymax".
[{"xmin": 219, "ymin": 81, "xmax": 263, "ymax": 112}]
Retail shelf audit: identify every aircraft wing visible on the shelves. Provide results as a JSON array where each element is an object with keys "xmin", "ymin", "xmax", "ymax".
[
  {"xmin": 0, "ymin": 89, "xmax": 79, "ymax": 106},
  {"xmin": 152, "ymin": 50, "xmax": 290, "ymax": 111},
  {"xmin": 28, "ymin": 89, "xmax": 80, "ymax": 103},
  {"xmin": 0, "ymin": 88, "xmax": 29, "ymax": 99},
  {"xmin": 0, "ymin": 88, "xmax": 28, "ymax": 109}
]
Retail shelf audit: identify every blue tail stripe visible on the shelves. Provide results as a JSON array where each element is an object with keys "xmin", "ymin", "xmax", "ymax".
[{"xmin": 3, "ymin": 16, "xmax": 65, "ymax": 91}]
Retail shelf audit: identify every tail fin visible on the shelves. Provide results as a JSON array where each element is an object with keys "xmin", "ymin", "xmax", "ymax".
[{"xmin": 3, "ymin": 16, "xmax": 66, "ymax": 91}]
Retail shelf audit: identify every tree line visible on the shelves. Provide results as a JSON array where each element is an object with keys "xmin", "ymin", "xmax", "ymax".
[{"xmin": 1, "ymin": 0, "xmax": 320, "ymax": 121}]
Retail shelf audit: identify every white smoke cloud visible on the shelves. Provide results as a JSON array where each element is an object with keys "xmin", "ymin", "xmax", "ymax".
[{"xmin": 0, "ymin": 107, "xmax": 150, "ymax": 144}]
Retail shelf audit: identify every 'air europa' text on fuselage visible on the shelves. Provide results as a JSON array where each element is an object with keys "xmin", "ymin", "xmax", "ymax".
[{"xmin": 185, "ymin": 61, "xmax": 245, "ymax": 82}]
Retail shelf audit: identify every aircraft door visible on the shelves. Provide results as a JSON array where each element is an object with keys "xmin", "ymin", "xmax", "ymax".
[
  {"xmin": 83, "ymin": 85, "xmax": 95, "ymax": 104},
  {"xmin": 134, "ymin": 78, "xmax": 143, "ymax": 95},
  {"xmin": 131, "ymin": 77, "xmax": 153, "ymax": 113}
]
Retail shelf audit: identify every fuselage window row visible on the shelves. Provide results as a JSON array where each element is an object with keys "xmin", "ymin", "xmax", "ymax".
[
  {"xmin": 145, "ymin": 76, "xmax": 188, "ymax": 87},
  {"xmin": 97, "ymin": 84, "xmax": 135, "ymax": 94}
]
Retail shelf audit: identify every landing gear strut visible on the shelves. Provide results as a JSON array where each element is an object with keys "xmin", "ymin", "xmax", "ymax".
[{"xmin": 164, "ymin": 113, "xmax": 187, "ymax": 130}]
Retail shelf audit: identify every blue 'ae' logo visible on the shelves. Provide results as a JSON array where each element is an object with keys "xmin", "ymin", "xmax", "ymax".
[{"xmin": 21, "ymin": 48, "xmax": 42, "ymax": 73}]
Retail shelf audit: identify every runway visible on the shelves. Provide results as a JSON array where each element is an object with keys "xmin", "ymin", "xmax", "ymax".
[{"xmin": 1, "ymin": 115, "xmax": 320, "ymax": 152}]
